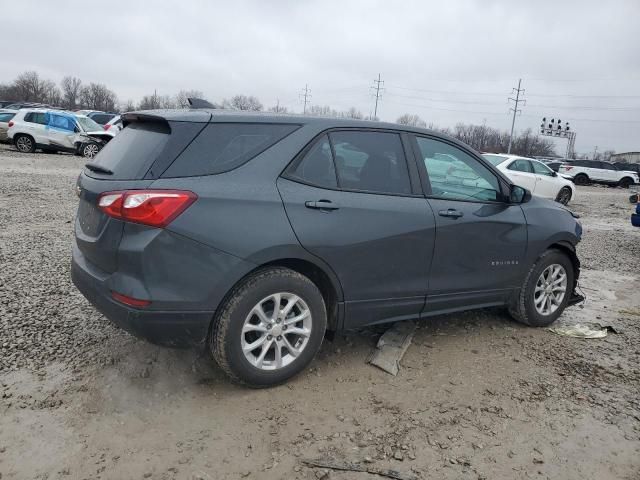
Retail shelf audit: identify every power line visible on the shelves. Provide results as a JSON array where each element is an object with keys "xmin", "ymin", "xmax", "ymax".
[
  {"xmin": 508, "ymin": 79, "xmax": 525, "ymax": 154},
  {"xmin": 299, "ymin": 84, "xmax": 311, "ymax": 114},
  {"xmin": 371, "ymin": 74, "xmax": 384, "ymax": 118},
  {"xmin": 386, "ymin": 84, "xmax": 640, "ymax": 99}
]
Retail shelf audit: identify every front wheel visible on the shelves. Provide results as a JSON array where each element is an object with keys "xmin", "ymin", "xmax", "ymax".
[
  {"xmin": 618, "ymin": 177, "xmax": 633, "ymax": 188},
  {"xmin": 555, "ymin": 186, "xmax": 572, "ymax": 205},
  {"xmin": 210, "ymin": 267, "xmax": 327, "ymax": 387},
  {"xmin": 509, "ymin": 249, "xmax": 574, "ymax": 327},
  {"xmin": 82, "ymin": 142, "xmax": 101, "ymax": 159}
]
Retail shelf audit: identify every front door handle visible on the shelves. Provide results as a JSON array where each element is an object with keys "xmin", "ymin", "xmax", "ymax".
[
  {"xmin": 305, "ymin": 200, "xmax": 339, "ymax": 211},
  {"xmin": 438, "ymin": 209, "xmax": 463, "ymax": 219}
]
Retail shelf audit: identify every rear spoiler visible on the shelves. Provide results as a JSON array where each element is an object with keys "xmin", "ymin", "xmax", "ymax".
[{"xmin": 121, "ymin": 113, "xmax": 171, "ymax": 132}]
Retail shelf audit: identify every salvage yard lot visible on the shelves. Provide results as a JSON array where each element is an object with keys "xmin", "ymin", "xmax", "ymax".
[{"xmin": 0, "ymin": 144, "xmax": 638, "ymax": 479}]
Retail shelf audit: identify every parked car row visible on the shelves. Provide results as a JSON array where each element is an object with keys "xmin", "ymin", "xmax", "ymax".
[{"xmin": 558, "ymin": 160, "xmax": 639, "ymax": 188}]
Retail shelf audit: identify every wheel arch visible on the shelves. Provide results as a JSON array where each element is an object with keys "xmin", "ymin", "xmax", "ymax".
[
  {"xmin": 548, "ymin": 241, "xmax": 580, "ymax": 288},
  {"xmin": 209, "ymin": 252, "xmax": 344, "ymax": 338}
]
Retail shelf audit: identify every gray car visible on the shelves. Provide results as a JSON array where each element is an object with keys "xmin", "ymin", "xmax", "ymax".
[{"xmin": 72, "ymin": 110, "xmax": 583, "ymax": 386}]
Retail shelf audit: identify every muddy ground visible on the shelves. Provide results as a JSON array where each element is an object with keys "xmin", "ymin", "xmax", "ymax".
[{"xmin": 0, "ymin": 144, "xmax": 639, "ymax": 480}]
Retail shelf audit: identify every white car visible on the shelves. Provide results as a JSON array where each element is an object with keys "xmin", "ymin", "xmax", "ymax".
[
  {"xmin": 483, "ymin": 154, "xmax": 576, "ymax": 205},
  {"xmin": 558, "ymin": 160, "xmax": 639, "ymax": 188},
  {"xmin": 7, "ymin": 109, "xmax": 115, "ymax": 156}
]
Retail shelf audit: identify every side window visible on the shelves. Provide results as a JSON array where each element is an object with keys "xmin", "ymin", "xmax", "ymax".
[
  {"xmin": 415, "ymin": 136, "xmax": 501, "ymax": 202},
  {"xmin": 329, "ymin": 131, "xmax": 411, "ymax": 195},
  {"xmin": 507, "ymin": 159, "xmax": 533, "ymax": 173},
  {"xmin": 531, "ymin": 161, "xmax": 554, "ymax": 176},
  {"xmin": 288, "ymin": 135, "xmax": 337, "ymax": 189},
  {"xmin": 26, "ymin": 112, "xmax": 48, "ymax": 125},
  {"xmin": 50, "ymin": 114, "xmax": 74, "ymax": 131},
  {"xmin": 162, "ymin": 123, "xmax": 299, "ymax": 177}
]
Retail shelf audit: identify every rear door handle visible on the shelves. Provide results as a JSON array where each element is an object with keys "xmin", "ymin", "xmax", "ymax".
[
  {"xmin": 438, "ymin": 209, "xmax": 463, "ymax": 219},
  {"xmin": 305, "ymin": 200, "xmax": 339, "ymax": 211}
]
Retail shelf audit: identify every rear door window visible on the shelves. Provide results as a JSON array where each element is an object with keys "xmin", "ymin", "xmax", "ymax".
[
  {"xmin": 329, "ymin": 130, "xmax": 411, "ymax": 195},
  {"xmin": 288, "ymin": 135, "xmax": 338, "ymax": 188},
  {"xmin": 162, "ymin": 123, "xmax": 299, "ymax": 178},
  {"xmin": 25, "ymin": 112, "xmax": 48, "ymax": 125}
]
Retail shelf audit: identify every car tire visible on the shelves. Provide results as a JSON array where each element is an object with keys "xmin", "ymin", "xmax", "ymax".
[
  {"xmin": 509, "ymin": 249, "xmax": 574, "ymax": 327},
  {"xmin": 618, "ymin": 177, "xmax": 634, "ymax": 188},
  {"xmin": 573, "ymin": 173, "xmax": 589, "ymax": 186},
  {"xmin": 82, "ymin": 142, "xmax": 101, "ymax": 159},
  {"xmin": 210, "ymin": 267, "xmax": 327, "ymax": 387},
  {"xmin": 555, "ymin": 187, "xmax": 572, "ymax": 205},
  {"xmin": 14, "ymin": 134, "xmax": 35, "ymax": 153}
]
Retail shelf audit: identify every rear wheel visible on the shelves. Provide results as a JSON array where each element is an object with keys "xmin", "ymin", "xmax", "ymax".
[
  {"xmin": 619, "ymin": 177, "xmax": 633, "ymax": 188},
  {"xmin": 509, "ymin": 249, "xmax": 574, "ymax": 327},
  {"xmin": 211, "ymin": 267, "xmax": 327, "ymax": 387},
  {"xmin": 555, "ymin": 187, "xmax": 572, "ymax": 205},
  {"xmin": 14, "ymin": 134, "xmax": 35, "ymax": 153},
  {"xmin": 573, "ymin": 173, "xmax": 589, "ymax": 186}
]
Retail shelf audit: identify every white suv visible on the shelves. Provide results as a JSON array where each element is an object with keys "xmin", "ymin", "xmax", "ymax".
[
  {"xmin": 7, "ymin": 109, "xmax": 115, "ymax": 157},
  {"xmin": 559, "ymin": 160, "xmax": 639, "ymax": 188}
]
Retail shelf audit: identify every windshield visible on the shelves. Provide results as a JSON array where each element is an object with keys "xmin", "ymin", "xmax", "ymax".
[
  {"xmin": 482, "ymin": 154, "xmax": 507, "ymax": 166},
  {"xmin": 76, "ymin": 116, "xmax": 103, "ymax": 132}
]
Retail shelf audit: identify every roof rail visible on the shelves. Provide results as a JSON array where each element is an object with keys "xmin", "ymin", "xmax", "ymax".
[{"xmin": 187, "ymin": 97, "xmax": 216, "ymax": 109}]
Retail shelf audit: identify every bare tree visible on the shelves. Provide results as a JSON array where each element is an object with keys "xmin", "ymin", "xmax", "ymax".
[
  {"xmin": 222, "ymin": 95, "xmax": 263, "ymax": 111},
  {"xmin": 307, "ymin": 105, "xmax": 339, "ymax": 117},
  {"xmin": 340, "ymin": 107, "xmax": 363, "ymax": 119},
  {"xmin": 61, "ymin": 76, "xmax": 82, "ymax": 110},
  {"xmin": 80, "ymin": 83, "xmax": 117, "ymax": 111},
  {"xmin": 268, "ymin": 103, "xmax": 288, "ymax": 113},
  {"xmin": 120, "ymin": 100, "xmax": 136, "ymax": 112},
  {"xmin": 175, "ymin": 89, "xmax": 205, "ymax": 109},
  {"xmin": 396, "ymin": 113, "xmax": 427, "ymax": 128}
]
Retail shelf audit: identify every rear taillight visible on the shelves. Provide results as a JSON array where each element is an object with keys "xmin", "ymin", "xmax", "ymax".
[
  {"xmin": 562, "ymin": 166, "xmax": 573, "ymax": 171},
  {"xmin": 7, "ymin": 121, "xmax": 14, "ymax": 127},
  {"xmin": 104, "ymin": 124, "xmax": 111, "ymax": 131},
  {"xmin": 98, "ymin": 190, "xmax": 197, "ymax": 228}
]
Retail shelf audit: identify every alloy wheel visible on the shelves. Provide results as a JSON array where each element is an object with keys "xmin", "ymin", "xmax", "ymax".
[
  {"xmin": 241, "ymin": 292, "xmax": 312, "ymax": 370},
  {"xmin": 16, "ymin": 136, "xmax": 33, "ymax": 153},
  {"xmin": 556, "ymin": 188, "xmax": 571, "ymax": 205},
  {"xmin": 83, "ymin": 143, "xmax": 100, "ymax": 159},
  {"xmin": 534, "ymin": 264, "xmax": 567, "ymax": 316}
]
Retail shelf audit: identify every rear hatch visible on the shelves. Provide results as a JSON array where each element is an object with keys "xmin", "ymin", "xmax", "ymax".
[{"xmin": 75, "ymin": 111, "xmax": 210, "ymax": 273}]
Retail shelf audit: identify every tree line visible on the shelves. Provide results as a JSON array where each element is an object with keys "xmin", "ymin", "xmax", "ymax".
[
  {"xmin": 1, "ymin": 70, "xmax": 561, "ymax": 157},
  {"xmin": 397, "ymin": 113, "xmax": 557, "ymax": 158}
]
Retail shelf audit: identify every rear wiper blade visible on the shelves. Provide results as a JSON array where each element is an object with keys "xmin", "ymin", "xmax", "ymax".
[{"xmin": 84, "ymin": 162, "xmax": 113, "ymax": 175}]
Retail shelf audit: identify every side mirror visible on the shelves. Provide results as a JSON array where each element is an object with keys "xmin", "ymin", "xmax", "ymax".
[
  {"xmin": 552, "ymin": 171, "xmax": 558, "ymax": 177},
  {"xmin": 510, "ymin": 185, "xmax": 532, "ymax": 204}
]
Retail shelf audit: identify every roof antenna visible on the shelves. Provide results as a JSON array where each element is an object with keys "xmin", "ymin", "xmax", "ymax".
[{"xmin": 187, "ymin": 97, "xmax": 215, "ymax": 109}]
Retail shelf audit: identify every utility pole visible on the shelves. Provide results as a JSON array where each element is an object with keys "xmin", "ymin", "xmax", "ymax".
[
  {"xmin": 507, "ymin": 79, "xmax": 525, "ymax": 154},
  {"xmin": 300, "ymin": 84, "xmax": 311, "ymax": 114},
  {"xmin": 371, "ymin": 73, "xmax": 384, "ymax": 118}
]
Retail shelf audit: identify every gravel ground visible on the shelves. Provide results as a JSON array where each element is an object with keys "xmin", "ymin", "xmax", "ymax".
[{"xmin": 0, "ymin": 143, "xmax": 639, "ymax": 480}]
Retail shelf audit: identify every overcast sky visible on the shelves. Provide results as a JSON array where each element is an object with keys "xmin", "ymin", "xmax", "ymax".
[{"xmin": 3, "ymin": 0, "xmax": 639, "ymax": 154}]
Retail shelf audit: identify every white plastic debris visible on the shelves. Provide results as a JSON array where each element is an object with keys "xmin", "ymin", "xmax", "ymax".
[
  {"xmin": 368, "ymin": 321, "xmax": 416, "ymax": 375},
  {"xmin": 548, "ymin": 322, "xmax": 618, "ymax": 339}
]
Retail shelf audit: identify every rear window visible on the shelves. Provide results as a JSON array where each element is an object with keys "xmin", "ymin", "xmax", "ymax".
[
  {"xmin": 0, "ymin": 112, "xmax": 15, "ymax": 121},
  {"xmin": 162, "ymin": 123, "xmax": 299, "ymax": 178},
  {"xmin": 90, "ymin": 113, "xmax": 115, "ymax": 125}
]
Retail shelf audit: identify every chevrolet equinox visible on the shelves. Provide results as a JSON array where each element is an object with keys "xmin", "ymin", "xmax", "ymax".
[{"xmin": 72, "ymin": 109, "xmax": 583, "ymax": 386}]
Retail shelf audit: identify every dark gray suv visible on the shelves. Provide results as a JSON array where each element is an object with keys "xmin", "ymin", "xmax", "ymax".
[{"xmin": 72, "ymin": 110, "xmax": 583, "ymax": 386}]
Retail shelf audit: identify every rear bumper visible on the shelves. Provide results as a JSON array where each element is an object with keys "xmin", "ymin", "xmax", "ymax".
[{"xmin": 71, "ymin": 246, "xmax": 213, "ymax": 348}]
